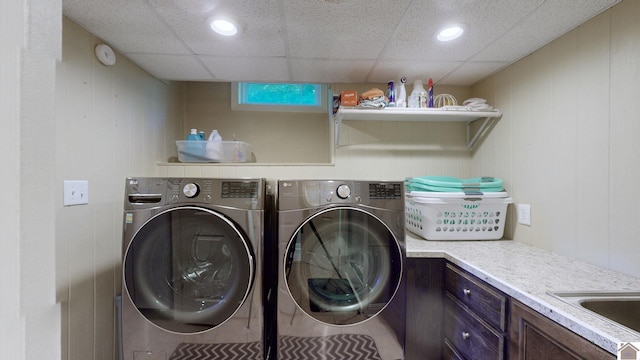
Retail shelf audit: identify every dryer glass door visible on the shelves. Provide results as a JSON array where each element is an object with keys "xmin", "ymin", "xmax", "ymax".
[
  {"xmin": 284, "ymin": 207, "xmax": 402, "ymax": 325},
  {"xmin": 124, "ymin": 207, "xmax": 254, "ymax": 333}
]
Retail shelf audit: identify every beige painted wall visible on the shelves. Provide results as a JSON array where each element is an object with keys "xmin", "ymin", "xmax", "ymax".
[
  {"xmin": 472, "ymin": 0, "xmax": 640, "ymax": 277},
  {"xmin": 55, "ymin": 18, "xmax": 183, "ymax": 360},
  {"xmin": 163, "ymin": 82, "xmax": 474, "ymax": 178},
  {"xmin": 178, "ymin": 82, "xmax": 472, "ymax": 165},
  {"xmin": 182, "ymin": 82, "xmax": 331, "ymax": 163},
  {"xmin": 2, "ymin": 0, "xmax": 62, "ymax": 359}
]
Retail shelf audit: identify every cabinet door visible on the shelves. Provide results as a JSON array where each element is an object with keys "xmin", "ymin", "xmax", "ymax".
[
  {"xmin": 405, "ymin": 258, "xmax": 445, "ymax": 360},
  {"xmin": 509, "ymin": 300, "xmax": 615, "ymax": 360}
]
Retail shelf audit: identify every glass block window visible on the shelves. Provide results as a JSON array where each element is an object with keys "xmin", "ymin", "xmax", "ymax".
[{"xmin": 231, "ymin": 82, "xmax": 327, "ymax": 113}]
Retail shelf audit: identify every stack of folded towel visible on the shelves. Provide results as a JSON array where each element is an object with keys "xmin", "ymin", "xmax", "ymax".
[
  {"xmin": 405, "ymin": 176, "xmax": 504, "ymax": 194},
  {"xmin": 357, "ymin": 88, "xmax": 388, "ymax": 109}
]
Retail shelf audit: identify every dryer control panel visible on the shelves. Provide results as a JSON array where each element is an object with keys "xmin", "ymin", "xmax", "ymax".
[{"xmin": 278, "ymin": 179, "xmax": 404, "ymax": 210}]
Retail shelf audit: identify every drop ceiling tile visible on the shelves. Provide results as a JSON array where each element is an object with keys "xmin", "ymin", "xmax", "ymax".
[
  {"xmin": 62, "ymin": 0, "xmax": 623, "ymax": 85},
  {"xmin": 381, "ymin": 0, "xmax": 545, "ymax": 62},
  {"xmin": 472, "ymin": 0, "xmax": 620, "ymax": 62},
  {"xmin": 199, "ymin": 56, "xmax": 290, "ymax": 82},
  {"xmin": 149, "ymin": 0, "xmax": 286, "ymax": 57},
  {"xmin": 282, "ymin": 0, "xmax": 412, "ymax": 59},
  {"xmin": 63, "ymin": 0, "xmax": 190, "ymax": 55},
  {"xmin": 367, "ymin": 60, "xmax": 462, "ymax": 84},
  {"xmin": 126, "ymin": 54, "xmax": 213, "ymax": 80},
  {"xmin": 438, "ymin": 62, "xmax": 510, "ymax": 86},
  {"xmin": 290, "ymin": 58, "xmax": 375, "ymax": 83}
]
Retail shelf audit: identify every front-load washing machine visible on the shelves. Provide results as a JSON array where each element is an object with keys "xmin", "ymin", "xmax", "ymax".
[
  {"xmin": 276, "ymin": 180, "xmax": 406, "ymax": 360},
  {"xmin": 121, "ymin": 177, "xmax": 265, "ymax": 360}
]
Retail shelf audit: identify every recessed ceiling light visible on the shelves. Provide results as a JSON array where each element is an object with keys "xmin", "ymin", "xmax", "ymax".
[
  {"xmin": 210, "ymin": 18, "xmax": 239, "ymax": 36},
  {"xmin": 436, "ymin": 25, "xmax": 465, "ymax": 42}
]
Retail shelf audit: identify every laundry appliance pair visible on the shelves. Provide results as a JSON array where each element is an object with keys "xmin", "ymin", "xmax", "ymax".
[{"xmin": 120, "ymin": 178, "xmax": 405, "ymax": 360}]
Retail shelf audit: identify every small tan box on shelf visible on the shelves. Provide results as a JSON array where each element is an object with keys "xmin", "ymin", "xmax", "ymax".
[{"xmin": 340, "ymin": 90, "xmax": 358, "ymax": 107}]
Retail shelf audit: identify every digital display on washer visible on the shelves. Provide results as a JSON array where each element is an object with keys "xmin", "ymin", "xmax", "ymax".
[
  {"xmin": 369, "ymin": 183, "xmax": 402, "ymax": 199},
  {"xmin": 222, "ymin": 181, "xmax": 259, "ymax": 198}
]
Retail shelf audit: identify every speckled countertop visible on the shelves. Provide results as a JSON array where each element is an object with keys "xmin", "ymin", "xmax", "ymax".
[{"xmin": 406, "ymin": 233, "xmax": 640, "ymax": 354}]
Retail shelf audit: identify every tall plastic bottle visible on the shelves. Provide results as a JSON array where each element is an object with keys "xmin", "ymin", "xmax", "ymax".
[
  {"xmin": 185, "ymin": 128, "xmax": 204, "ymax": 157},
  {"xmin": 408, "ymin": 80, "xmax": 426, "ymax": 108},
  {"xmin": 427, "ymin": 78, "xmax": 434, "ymax": 108},
  {"xmin": 386, "ymin": 81, "xmax": 396, "ymax": 107},
  {"xmin": 186, "ymin": 128, "xmax": 200, "ymax": 140},
  {"xmin": 206, "ymin": 130, "xmax": 223, "ymax": 161}
]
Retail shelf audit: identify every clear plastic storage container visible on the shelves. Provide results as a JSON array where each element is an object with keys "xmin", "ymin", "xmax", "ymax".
[{"xmin": 176, "ymin": 141, "xmax": 253, "ymax": 163}]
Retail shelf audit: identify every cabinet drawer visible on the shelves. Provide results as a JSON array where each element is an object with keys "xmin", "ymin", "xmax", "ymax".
[
  {"xmin": 445, "ymin": 263, "xmax": 507, "ymax": 331},
  {"xmin": 445, "ymin": 294, "xmax": 505, "ymax": 360},
  {"xmin": 443, "ymin": 339, "xmax": 465, "ymax": 360}
]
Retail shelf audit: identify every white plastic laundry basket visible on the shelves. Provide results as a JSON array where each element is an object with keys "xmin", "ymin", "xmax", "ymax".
[{"xmin": 405, "ymin": 191, "xmax": 513, "ymax": 240}]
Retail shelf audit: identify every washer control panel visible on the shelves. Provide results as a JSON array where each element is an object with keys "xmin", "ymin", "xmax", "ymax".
[
  {"xmin": 124, "ymin": 177, "xmax": 264, "ymax": 210},
  {"xmin": 222, "ymin": 181, "xmax": 260, "ymax": 198},
  {"xmin": 369, "ymin": 182, "xmax": 402, "ymax": 199}
]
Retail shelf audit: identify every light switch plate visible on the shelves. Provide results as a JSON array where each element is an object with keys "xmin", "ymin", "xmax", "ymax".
[
  {"xmin": 518, "ymin": 203, "xmax": 531, "ymax": 226},
  {"xmin": 64, "ymin": 180, "xmax": 89, "ymax": 206}
]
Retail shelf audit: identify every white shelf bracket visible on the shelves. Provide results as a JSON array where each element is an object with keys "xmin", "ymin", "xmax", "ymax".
[
  {"xmin": 467, "ymin": 117, "xmax": 495, "ymax": 150},
  {"xmin": 334, "ymin": 113, "xmax": 343, "ymax": 148}
]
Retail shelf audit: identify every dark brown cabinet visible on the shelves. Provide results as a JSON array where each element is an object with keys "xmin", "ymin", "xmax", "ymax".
[
  {"xmin": 405, "ymin": 258, "xmax": 445, "ymax": 360},
  {"xmin": 444, "ymin": 263, "xmax": 508, "ymax": 360},
  {"xmin": 405, "ymin": 259, "xmax": 616, "ymax": 360},
  {"xmin": 509, "ymin": 299, "xmax": 615, "ymax": 360}
]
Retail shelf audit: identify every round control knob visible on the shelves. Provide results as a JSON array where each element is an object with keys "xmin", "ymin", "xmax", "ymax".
[
  {"xmin": 336, "ymin": 184, "xmax": 351, "ymax": 199},
  {"xmin": 182, "ymin": 183, "xmax": 200, "ymax": 198}
]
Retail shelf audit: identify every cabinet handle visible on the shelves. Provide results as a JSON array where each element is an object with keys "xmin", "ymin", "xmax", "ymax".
[
  {"xmin": 463, "ymin": 288, "xmax": 471, "ymax": 296},
  {"xmin": 462, "ymin": 332, "xmax": 470, "ymax": 340}
]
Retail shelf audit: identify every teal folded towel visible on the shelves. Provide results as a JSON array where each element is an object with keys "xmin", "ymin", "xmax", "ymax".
[{"xmin": 406, "ymin": 176, "xmax": 504, "ymax": 193}]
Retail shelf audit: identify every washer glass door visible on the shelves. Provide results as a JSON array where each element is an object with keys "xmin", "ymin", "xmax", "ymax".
[
  {"xmin": 124, "ymin": 206, "xmax": 254, "ymax": 333},
  {"xmin": 284, "ymin": 207, "xmax": 402, "ymax": 325}
]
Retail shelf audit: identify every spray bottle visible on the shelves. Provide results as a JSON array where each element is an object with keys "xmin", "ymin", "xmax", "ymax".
[{"xmin": 396, "ymin": 77, "xmax": 407, "ymax": 108}]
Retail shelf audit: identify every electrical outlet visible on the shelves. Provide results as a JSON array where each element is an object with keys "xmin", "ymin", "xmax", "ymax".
[
  {"xmin": 64, "ymin": 180, "xmax": 89, "ymax": 206},
  {"xmin": 518, "ymin": 203, "xmax": 531, "ymax": 226}
]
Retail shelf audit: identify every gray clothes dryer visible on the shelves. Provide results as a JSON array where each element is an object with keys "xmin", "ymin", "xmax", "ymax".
[
  {"xmin": 121, "ymin": 177, "xmax": 264, "ymax": 360},
  {"xmin": 276, "ymin": 180, "xmax": 406, "ymax": 360}
]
